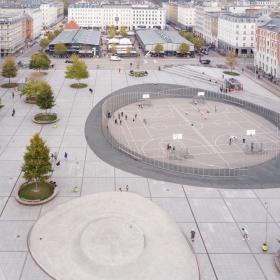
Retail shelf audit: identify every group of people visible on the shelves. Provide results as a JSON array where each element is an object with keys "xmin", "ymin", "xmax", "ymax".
[
  {"xmin": 118, "ymin": 185, "xmax": 129, "ymax": 192},
  {"xmin": 166, "ymin": 143, "xmax": 175, "ymax": 151},
  {"xmin": 228, "ymin": 136, "xmax": 246, "ymax": 145},
  {"xmin": 50, "ymin": 151, "xmax": 68, "ymax": 167}
]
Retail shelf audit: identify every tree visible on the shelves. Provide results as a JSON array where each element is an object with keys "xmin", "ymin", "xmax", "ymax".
[
  {"xmin": 179, "ymin": 31, "xmax": 194, "ymax": 42},
  {"xmin": 179, "ymin": 43, "xmax": 190, "ymax": 56},
  {"xmin": 39, "ymin": 38, "xmax": 50, "ymax": 51},
  {"xmin": 109, "ymin": 25, "xmax": 116, "ymax": 38},
  {"xmin": 54, "ymin": 43, "xmax": 67, "ymax": 56},
  {"xmin": 47, "ymin": 32, "xmax": 55, "ymax": 41},
  {"xmin": 120, "ymin": 26, "xmax": 127, "ymax": 37},
  {"xmin": 2, "ymin": 56, "xmax": 17, "ymax": 84},
  {"xmin": 29, "ymin": 52, "xmax": 50, "ymax": 71},
  {"xmin": 154, "ymin": 43, "xmax": 164, "ymax": 56},
  {"xmin": 65, "ymin": 55, "xmax": 89, "ymax": 86},
  {"xmin": 22, "ymin": 80, "xmax": 42, "ymax": 101},
  {"xmin": 226, "ymin": 51, "xmax": 237, "ymax": 72},
  {"xmin": 54, "ymin": 29, "xmax": 61, "ymax": 37},
  {"xmin": 111, "ymin": 44, "xmax": 117, "ymax": 55},
  {"xmin": 36, "ymin": 81, "xmax": 55, "ymax": 113},
  {"xmin": 193, "ymin": 37, "xmax": 204, "ymax": 50},
  {"xmin": 22, "ymin": 133, "xmax": 52, "ymax": 191}
]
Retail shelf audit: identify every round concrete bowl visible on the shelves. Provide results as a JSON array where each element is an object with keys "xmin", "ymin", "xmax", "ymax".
[
  {"xmin": 16, "ymin": 182, "xmax": 58, "ymax": 206},
  {"xmin": 32, "ymin": 113, "xmax": 58, "ymax": 124}
]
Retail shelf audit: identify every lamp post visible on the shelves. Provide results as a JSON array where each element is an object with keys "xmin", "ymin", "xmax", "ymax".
[{"xmin": 262, "ymin": 201, "xmax": 269, "ymax": 252}]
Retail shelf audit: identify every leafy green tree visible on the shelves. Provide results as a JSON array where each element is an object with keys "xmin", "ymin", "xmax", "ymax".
[
  {"xmin": 109, "ymin": 25, "xmax": 116, "ymax": 38},
  {"xmin": 65, "ymin": 55, "xmax": 89, "ymax": 86},
  {"xmin": 2, "ymin": 56, "xmax": 17, "ymax": 84},
  {"xmin": 22, "ymin": 133, "xmax": 52, "ymax": 191},
  {"xmin": 193, "ymin": 37, "xmax": 204, "ymax": 50},
  {"xmin": 39, "ymin": 38, "xmax": 50, "ymax": 51},
  {"xmin": 226, "ymin": 51, "xmax": 237, "ymax": 72},
  {"xmin": 154, "ymin": 43, "xmax": 164, "ymax": 56},
  {"xmin": 54, "ymin": 29, "xmax": 61, "ymax": 37},
  {"xmin": 179, "ymin": 43, "xmax": 190, "ymax": 56},
  {"xmin": 54, "ymin": 43, "xmax": 67, "ymax": 56},
  {"xmin": 36, "ymin": 81, "xmax": 55, "ymax": 113},
  {"xmin": 29, "ymin": 53, "xmax": 50, "ymax": 72},
  {"xmin": 21, "ymin": 80, "xmax": 42, "ymax": 101},
  {"xmin": 47, "ymin": 32, "xmax": 55, "ymax": 41},
  {"xmin": 179, "ymin": 31, "xmax": 194, "ymax": 42},
  {"xmin": 120, "ymin": 26, "xmax": 127, "ymax": 37}
]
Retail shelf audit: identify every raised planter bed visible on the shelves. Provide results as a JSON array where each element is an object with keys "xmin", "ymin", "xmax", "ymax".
[
  {"xmin": 15, "ymin": 181, "xmax": 58, "ymax": 205},
  {"xmin": 223, "ymin": 71, "xmax": 240, "ymax": 76},
  {"xmin": 1, "ymin": 82, "xmax": 18, "ymax": 89},
  {"xmin": 70, "ymin": 83, "xmax": 87, "ymax": 89},
  {"xmin": 129, "ymin": 70, "xmax": 148, "ymax": 77},
  {"xmin": 33, "ymin": 113, "xmax": 58, "ymax": 124}
]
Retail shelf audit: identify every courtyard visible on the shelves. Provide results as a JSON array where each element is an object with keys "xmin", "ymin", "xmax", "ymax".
[{"xmin": 0, "ymin": 63, "xmax": 280, "ymax": 279}]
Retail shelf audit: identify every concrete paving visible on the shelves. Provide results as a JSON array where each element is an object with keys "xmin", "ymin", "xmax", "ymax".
[{"xmin": 0, "ymin": 65, "xmax": 280, "ymax": 280}]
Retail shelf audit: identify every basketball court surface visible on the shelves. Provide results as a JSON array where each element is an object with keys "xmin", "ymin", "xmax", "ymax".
[{"xmin": 108, "ymin": 98, "xmax": 280, "ymax": 169}]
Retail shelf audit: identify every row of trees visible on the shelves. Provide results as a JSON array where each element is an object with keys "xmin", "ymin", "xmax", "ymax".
[
  {"xmin": 179, "ymin": 31, "xmax": 205, "ymax": 50},
  {"xmin": 39, "ymin": 29, "xmax": 63, "ymax": 52},
  {"xmin": 152, "ymin": 43, "xmax": 190, "ymax": 56},
  {"xmin": 108, "ymin": 25, "xmax": 128, "ymax": 38}
]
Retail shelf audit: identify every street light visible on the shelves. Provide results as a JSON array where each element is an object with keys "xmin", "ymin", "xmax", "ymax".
[{"xmin": 262, "ymin": 201, "xmax": 269, "ymax": 252}]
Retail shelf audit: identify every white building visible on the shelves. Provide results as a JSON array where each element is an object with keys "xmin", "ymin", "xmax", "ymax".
[
  {"xmin": 255, "ymin": 17, "xmax": 280, "ymax": 78},
  {"xmin": 68, "ymin": 2, "xmax": 166, "ymax": 30},
  {"xmin": 0, "ymin": 13, "xmax": 25, "ymax": 55},
  {"xmin": 218, "ymin": 13, "xmax": 258, "ymax": 56},
  {"xmin": 0, "ymin": 7, "xmax": 43, "ymax": 39},
  {"xmin": 40, "ymin": 1, "xmax": 64, "ymax": 28},
  {"xmin": 177, "ymin": 4, "xmax": 196, "ymax": 28},
  {"xmin": 194, "ymin": 2, "xmax": 221, "ymax": 42}
]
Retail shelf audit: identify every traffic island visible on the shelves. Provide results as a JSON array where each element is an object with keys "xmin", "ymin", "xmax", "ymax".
[
  {"xmin": 223, "ymin": 71, "xmax": 240, "ymax": 76},
  {"xmin": 33, "ymin": 113, "xmax": 58, "ymax": 124},
  {"xmin": 16, "ymin": 181, "xmax": 58, "ymax": 205},
  {"xmin": 70, "ymin": 83, "xmax": 88, "ymax": 89}
]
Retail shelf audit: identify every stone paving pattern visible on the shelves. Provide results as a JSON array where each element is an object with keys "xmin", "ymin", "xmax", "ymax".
[{"xmin": 0, "ymin": 66, "xmax": 280, "ymax": 279}]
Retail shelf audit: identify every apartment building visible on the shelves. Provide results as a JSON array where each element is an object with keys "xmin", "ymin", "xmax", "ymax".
[
  {"xmin": 68, "ymin": 2, "xmax": 166, "ymax": 30},
  {"xmin": 177, "ymin": 4, "xmax": 196, "ymax": 28},
  {"xmin": 40, "ymin": 1, "xmax": 64, "ymax": 28},
  {"xmin": 0, "ymin": 13, "xmax": 26, "ymax": 56},
  {"xmin": 255, "ymin": 17, "xmax": 280, "ymax": 78},
  {"xmin": 218, "ymin": 13, "xmax": 258, "ymax": 56}
]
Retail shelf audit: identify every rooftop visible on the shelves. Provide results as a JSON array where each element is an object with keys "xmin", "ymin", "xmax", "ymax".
[
  {"xmin": 136, "ymin": 29, "xmax": 194, "ymax": 45},
  {"xmin": 259, "ymin": 17, "xmax": 280, "ymax": 32},
  {"xmin": 50, "ymin": 29, "xmax": 101, "ymax": 46}
]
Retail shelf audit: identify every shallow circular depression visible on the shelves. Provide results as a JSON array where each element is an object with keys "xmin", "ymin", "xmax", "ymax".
[{"xmin": 28, "ymin": 192, "xmax": 199, "ymax": 280}]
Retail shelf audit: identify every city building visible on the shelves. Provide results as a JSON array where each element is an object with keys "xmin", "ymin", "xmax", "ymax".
[
  {"xmin": 194, "ymin": 2, "xmax": 221, "ymax": 42},
  {"xmin": 40, "ymin": 1, "xmax": 64, "ymax": 28},
  {"xmin": 48, "ymin": 28, "xmax": 101, "ymax": 56},
  {"xmin": 0, "ymin": 13, "xmax": 26, "ymax": 56},
  {"xmin": 68, "ymin": 2, "xmax": 166, "ymax": 30},
  {"xmin": 135, "ymin": 29, "xmax": 194, "ymax": 55},
  {"xmin": 218, "ymin": 13, "xmax": 258, "ymax": 56},
  {"xmin": 177, "ymin": 4, "xmax": 196, "ymax": 30},
  {"xmin": 255, "ymin": 17, "xmax": 280, "ymax": 78},
  {"xmin": 167, "ymin": 2, "xmax": 178, "ymax": 23}
]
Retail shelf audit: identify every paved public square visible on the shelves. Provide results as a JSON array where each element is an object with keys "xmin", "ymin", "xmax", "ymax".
[{"xmin": 0, "ymin": 63, "xmax": 280, "ymax": 280}]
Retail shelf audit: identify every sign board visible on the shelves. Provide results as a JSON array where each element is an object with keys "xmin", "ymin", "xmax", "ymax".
[
  {"xmin": 246, "ymin": 129, "xmax": 256, "ymax": 136},
  {"xmin": 142, "ymin": 94, "xmax": 150, "ymax": 99},
  {"xmin": 173, "ymin": 133, "xmax": 183, "ymax": 140},
  {"xmin": 197, "ymin": 92, "xmax": 205, "ymax": 97}
]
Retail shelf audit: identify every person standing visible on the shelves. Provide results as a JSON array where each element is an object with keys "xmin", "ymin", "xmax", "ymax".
[
  {"xmin": 190, "ymin": 229, "xmax": 196, "ymax": 242},
  {"xmin": 241, "ymin": 227, "xmax": 249, "ymax": 240},
  {"xmin": 64, "ymin": 152, "xmax": 68, "ymax": 160},
  {"xmin": 12, "ymin": 108, "xmax": 15, "ymax": 117}
]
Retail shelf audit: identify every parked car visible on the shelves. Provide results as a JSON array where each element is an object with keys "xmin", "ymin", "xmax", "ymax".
[
  {"xmin": 110, "ymin": 55, "xmax": 121, "ymax": 61},
  {"xmin": 200, "ymin": 59, "xmax": 211, "ymax": 65},
  {"xmin": 65, "ymin": 59, "xmax": 73, "ymax": 63}
]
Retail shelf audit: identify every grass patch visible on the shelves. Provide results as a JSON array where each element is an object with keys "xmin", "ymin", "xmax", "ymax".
[
  {"xmin": 1, "ymin": 83, "xmax": 18, "ymax": 88},
  {"xmin": 70, "ymin": 83, "xmax": 87, "ymax": 89},
  {"xmin": 19, "ymin": 182, "xmax": 54, "ymax": 201},
  {"xmin": 223, "ymin": 71, "xmax": 240, "ymax": 76},
  {"xmin": 34, "ymin": 113, "xmax": 57, "ymax": 122}
]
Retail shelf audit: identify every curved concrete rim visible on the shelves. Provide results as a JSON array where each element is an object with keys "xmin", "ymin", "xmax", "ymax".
[
  {"xmin": 28, "ymin": 192, "xmax": 199, "ymax": 280},
  {"xmin": 85, "ymin": 83, "xmax": 280, "ymax": 189}
]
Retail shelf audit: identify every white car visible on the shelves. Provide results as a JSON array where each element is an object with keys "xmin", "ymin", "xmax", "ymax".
[{"xmin": 110, "ymin": 55, "xmax": 121, "ymax": 61}]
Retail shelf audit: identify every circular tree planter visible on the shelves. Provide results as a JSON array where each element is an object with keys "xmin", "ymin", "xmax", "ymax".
[
  {"xmin": 129, "ymin": 71, "xmax": 148, "ymax": 77},
  {"xmin": 16, "ymin": 181, "xmax": 58, "ymax": 205},
  {"xmin": 70, "ymin": 83, "xmax": 88, "ymax": 89},
  {"xmin": 1, "ymin": 82, "xmax": 18, "ymax": 88},
  {"xmin": 33, "ymin": 113, "xmax": 58, "ymax": 124},
  {"xmin": 223, "ymin": 71, "xmax": 240, "ymax": 76}
]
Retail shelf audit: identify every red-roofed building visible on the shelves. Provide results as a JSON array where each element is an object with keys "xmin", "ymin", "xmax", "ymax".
[{"xmin": 65, "ymin": 20, "xmax": 79, "ymax": 30}]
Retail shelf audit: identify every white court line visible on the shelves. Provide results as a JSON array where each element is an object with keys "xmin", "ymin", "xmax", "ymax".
[{"xmin": 169, "ymin": 99, "xmax": 231, "ymax": 168}]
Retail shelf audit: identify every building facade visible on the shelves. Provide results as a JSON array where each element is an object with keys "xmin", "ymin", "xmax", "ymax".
[
  {"xmin": 218, "ymin": 13, "xmax": 257, "ymax": 56},
  {"xmin": 0, "ymin": 13, "xmax": 26, "ymax": 56},
  {"xmin": 177, "ymin": 4, "xmax": 196, "ymax": 28},
  {"xmin": 40, "ymin": 1, "xmax": 64, "ymax": 28},
  {"xmin": 68, "ymin": 2, "xmax": 166, "ymax": 30},
  {"xmin": 255, "ymin": 17, "xmax": 280, "ymax": 78}
]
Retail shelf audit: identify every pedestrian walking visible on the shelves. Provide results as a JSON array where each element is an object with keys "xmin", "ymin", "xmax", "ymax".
[
  {"xmin": 121, "ymin": 112, "xmax": 124, "ymax": 117},
  {"xmin": 229, "ymin": 137, "xmax": 232, "ymax": 145},
  {"xmin": 50, "ymin": 153, "xmax": 54, "ymax": 160},
  {"xmin": 125, "ymin": 115, "xmax": 128, "ymax": 120},
  {"xmin": 115, "ymin": 119, "xmax": 118, "ymax": 124},
  {"xmin": 12, "ymin": 108, "xmax": 15, "ymax": 117},
  {"xmin": 53, "ymin": 152, "xmax": 58, "ymax": 162},
  {"xmin": 12, "ymin": 92, "xmax": 15, "ymax": 98},
  {"xmin": 64, "ymin": 152, "xmax": 68, "ymax": 160},
  {"xmin": 119, "ymin": 68, "xmax": 121, "ymax": 73},
  {"xmin": 56, "ymin": 161, "xmax": 61, "ymax": 167},
  {"xmin": 133, "ymin": 118, "xmax": 135, "ymax": 122},
  {"xmin": 126, "ymin": 185, "xmax": 129, "ymax": 191},
  {"xmin": 241, "ymin": 227, "xmax": 249, "ymax": 240},
  {"xmin": 120, "ymin": 120, "xmax": 122, "ymax": 125},
  {"xmin": 190, "ymin": 229, "xmax": 196, "ymax": 242},
  {"xmin": 118, "ymin": 187, "xmax": 122, "ymax": 192},
  {"xmin": 118, "ymin": 113, "xmax": 120, "ymax": 120},
  {"xmin": 135, "ymin": 113, "xmax": 137, "ymax": 119},
  {"xmin": 242, "ymin": 138, "xmax": 246, "ymax": 144}
]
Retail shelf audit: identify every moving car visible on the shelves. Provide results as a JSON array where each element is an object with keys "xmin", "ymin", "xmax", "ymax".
[
  {"xmin": 110, "ymin": 55, "xmax": 121, "ymax": 61},
  {"xmin": 200, "ymin": 59, "xmax": 211, "ymax": 65}
]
